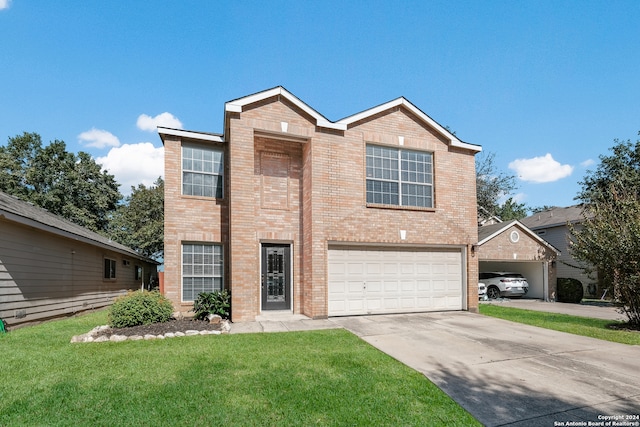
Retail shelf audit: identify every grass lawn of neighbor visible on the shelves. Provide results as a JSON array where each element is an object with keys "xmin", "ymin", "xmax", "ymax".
[{"xmin": 479, "ymin": 304, "xmax": 640, "ymax": 345}]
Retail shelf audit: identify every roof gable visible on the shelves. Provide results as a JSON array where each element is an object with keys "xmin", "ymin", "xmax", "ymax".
[
  {"xmin": 225, "ymin": 86, "xmax": 346, "ymax": 131},
  {"xmin": 220, "ymin": 86, "xmax": 481, "ymax": 152},
  {"xmin": 477, "ymin": 220, "xmax": 560, "ymax": 254},
  {"xmin": 337, "ymin": 97, "xmax": 481, "ymax": 152}
]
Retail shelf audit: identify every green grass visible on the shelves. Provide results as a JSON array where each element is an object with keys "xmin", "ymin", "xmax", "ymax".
[
  {"xmin": 0, "ymin": 311, "xmax": 479, "ymax": 426},
  {"xmin": 479, "ymin": 304, "xmax": 640, "ymax": 345}
]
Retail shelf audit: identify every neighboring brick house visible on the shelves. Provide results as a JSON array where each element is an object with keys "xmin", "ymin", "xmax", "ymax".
[
  {"xmin": 477, "ymin": 220, "xmax": 559, "ymax": 300},
  {"xmin": 521, "ymin": 205, "xmax": 600, "ymax": 298},
  {"xmin": 159, "ymin": 86, "xmax": 482, "ymax": 322}
]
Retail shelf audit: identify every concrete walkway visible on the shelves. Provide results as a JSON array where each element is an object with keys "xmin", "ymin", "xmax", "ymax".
[{"xmin": 229, "ymin": 311, "xmax": 339, "ymax": 334}]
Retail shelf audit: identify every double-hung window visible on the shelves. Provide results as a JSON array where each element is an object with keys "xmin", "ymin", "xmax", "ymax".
[
  {"xmin": 366, "ymin": 145, "xmax": 433, "ymax": 208},
  {"xmin": 104, "ymin": 258, "xmax": 116, "ymax": 280},
  {"xmin": 182, "ymin": 144, "xmax": 223, "ymax": 198},
  {"xmin": 182, "ymin": 243, "xmax": 223, "ymax": 301}
]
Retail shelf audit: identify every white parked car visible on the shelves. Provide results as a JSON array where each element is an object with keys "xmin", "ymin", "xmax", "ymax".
[
  {"xmin": 478, "ymin": 282, "xmax": 487, "ymax": 299},
  {"xmin": 479, "ymin": 272, "xmax": 529, "ymax": 299}
]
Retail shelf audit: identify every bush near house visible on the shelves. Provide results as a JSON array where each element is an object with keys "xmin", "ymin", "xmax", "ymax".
[
  {"xmin": 108, "ymin": 290, "xmax": 173, "ymax": 328},
  {"xmin": 557, "ymin": 278, "xmax": 584, "ymax": 303},
  {"xmin": 193, "ymin": 290, "xmax": 231, "ymax": 320}
]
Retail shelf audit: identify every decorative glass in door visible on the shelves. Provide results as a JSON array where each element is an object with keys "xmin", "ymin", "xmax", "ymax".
[{"xmin": 261, "ymin": 244, "xmax": 290, "ymax": 310}]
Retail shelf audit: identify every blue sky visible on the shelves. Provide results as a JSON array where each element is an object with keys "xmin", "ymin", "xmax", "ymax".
[{"xmin": 1, "ymin": 1, "xmax": 639, "ymax": 209}]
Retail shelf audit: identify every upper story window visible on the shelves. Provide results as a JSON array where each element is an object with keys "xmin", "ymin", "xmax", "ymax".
[
  {"xmin": 182, "ymin": 144, "xmax": 224, "ymax": 198},
  {"xmin": 366, "ymin": 145, "xmax": 433, "ymax": 208}
]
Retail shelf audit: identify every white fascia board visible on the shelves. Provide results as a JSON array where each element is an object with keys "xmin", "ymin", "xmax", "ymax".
[
  {"xmin": 338, "ymin": 98, "xmax": 482, "ymax": 153},
  {"xmin": 225, "ymin": 86, "xmax": 346, "ymax": 131},
  {"xmin": 478, "ymin": 220, "xmax": 561, "ymax": 255},
  {"xmin": 318, "ymin": 119, "xmax": 347, "ymax": 130},
  {"xmin": 477, "ymin": 222, "xmax": 515, "ymax": 246},
  {"xmin": 225, "ymin": 87, "xmax": 283, "ymax": 113},
  {"xmin": 337, "ymin": 98, "xmax": 404, "ymax": 126},
  {"xmin": 158, "ymin": 127, "xmax": 224, "ymax": 143}
]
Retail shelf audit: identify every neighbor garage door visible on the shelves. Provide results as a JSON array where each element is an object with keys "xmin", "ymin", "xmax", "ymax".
[{"xmin": 328, "ymin": 246, "xmax": 464, "ymax": 316}]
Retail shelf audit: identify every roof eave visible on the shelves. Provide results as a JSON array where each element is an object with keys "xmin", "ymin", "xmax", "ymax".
[
  {"xmin": 158, "ymin": 127, "xmax": 224, "ymax": 143},
  {"xmin": 224, "ymin": 86, "xmax": 346, "ymax": 131},
  {"xmin": 477, "ymin": 220, "xmax": 561, "ymax": 255},
  {"xmin": 0, "ymin": 211, "xmax": 158, "ymax": 264},
  {"xmin": 338, "ymin": 98, "xmax": 481, "ymax": 152}
]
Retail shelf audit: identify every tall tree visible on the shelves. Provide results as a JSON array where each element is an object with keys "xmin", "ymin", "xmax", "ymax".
[
  {"xmin": 0, "ymin": 132, "xmax": 122, "ymax": 233},
  {"xmin": 107, "ymin": 177, "xmax": 164, "ymax": 261},
  {"xmin": 569, "ymin": 136, "xmax": 640, "ymax": 326},
  {"xmin": 476, "ymin": 151, "xmax": 527, "ymax": 220},
  {"xmin": 494, "ymin": 197, "xmax": 528, "ymax": 221}
]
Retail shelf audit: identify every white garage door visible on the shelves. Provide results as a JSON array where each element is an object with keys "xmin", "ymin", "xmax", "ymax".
[{"xmin": 328, "ymin": 247, "xmax": 464, "ymax": 316}]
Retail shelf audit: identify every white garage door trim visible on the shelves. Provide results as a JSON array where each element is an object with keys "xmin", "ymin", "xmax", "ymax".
[{"xmin": 328, "ymin": 246, "xmax": 464, "ymax": 316}]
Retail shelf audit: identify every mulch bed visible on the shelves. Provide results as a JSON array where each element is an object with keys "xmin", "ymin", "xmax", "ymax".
[
  {"xmin": 608, "ymin": 322, "xmax": 640, "ymax": 332},
  {"xmin": 95, "ymin": 319, "xmax": 225, "ymax": 338}
]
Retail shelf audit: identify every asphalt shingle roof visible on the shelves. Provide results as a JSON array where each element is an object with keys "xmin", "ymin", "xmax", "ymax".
[
  {"xmin": 0, "ymin": 191, "xmax": 156, "ymax": 263},
  {"xmin": 520, "ymin": 205, "xmax": 583, "ymax": 230}
]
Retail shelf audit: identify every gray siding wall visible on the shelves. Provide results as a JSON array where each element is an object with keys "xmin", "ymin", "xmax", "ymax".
[
  {"xmin": 0, "ymin": 219, "xmax": 157, "ymax": 327},
  {"xmin": 536, "ymin": 225, "xmax": 599, "ymax": 297}
]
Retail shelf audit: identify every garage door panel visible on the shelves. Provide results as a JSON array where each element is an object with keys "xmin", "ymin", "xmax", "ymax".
[
  {"xmin": 328, "ymin": 247, "xmax": 463, "ymax": 316},
  {"xmin": 382, "ymin": 262, "xmax": 398, "ymax": 275}
]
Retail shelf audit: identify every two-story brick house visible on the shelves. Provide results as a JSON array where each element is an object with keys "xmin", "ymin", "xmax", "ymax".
[{"xmin": 160, "ymin": 87, "xmax": 482, "ymax": 322}]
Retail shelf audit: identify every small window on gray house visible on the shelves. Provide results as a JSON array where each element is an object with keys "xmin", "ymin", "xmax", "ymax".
[
  {"xmin": 135, "ymin": 266, "xmax": 143, "ymax": 281},
  {"xmin": 104, "ymin": 258, "xmax": 117, "ymax": 279}
]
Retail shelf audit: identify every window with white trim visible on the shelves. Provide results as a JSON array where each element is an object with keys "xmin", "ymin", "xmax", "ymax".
[
  {"xmin": 104, "ymin": 258, "xmax": 116, "ymax": 280},
  {"xmin": 182, "ymin": 243, "xmax": 223, "ymax": 301},
  {"xmin": 366, "ymin": 145, "xmax": 433, "ymax": 208},
  {"xmin": 182, "ymin": 144, "xmax": 223, "ymax": 198}
]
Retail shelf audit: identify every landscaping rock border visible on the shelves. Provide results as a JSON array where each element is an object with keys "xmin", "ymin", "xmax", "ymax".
[{"xmin": 71, "ymin": 320, "xmax": 231, "ymax": 343}]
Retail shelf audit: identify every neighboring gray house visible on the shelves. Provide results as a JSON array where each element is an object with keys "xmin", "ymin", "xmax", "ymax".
[
  {"xmin": 520, "ymin": 205, "xmax": 599, "ymax": 298},
  {"xmin": 0, "ymin": 191, "xmax": 159, "ymax": 328}
]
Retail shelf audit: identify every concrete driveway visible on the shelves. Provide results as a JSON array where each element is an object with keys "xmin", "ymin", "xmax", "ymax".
[{"xmin": 330, "ymin": 312, "xmax": 640, "ymax": 426}]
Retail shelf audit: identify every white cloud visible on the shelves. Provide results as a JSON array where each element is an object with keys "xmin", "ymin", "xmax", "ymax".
[
  {"xmin": 498, "ymin": 192, "xmax": 527, "ymax": 205},
  {"xmin": 137, "ymin": 112, "xmax": 183, "ymax": 132},
  {"xmin": 0, "ymin": 0, "xmax": 11, "ymax": 10},
  {"xmin": 581, "ymin": 159, "xmax": 595, "ymax": 168},
  {"xmin": 96, "ymin": 143, "xmax": 164, "ymax": 194},
  {"xmin": 78, "ymin": 128, "xmax": 121, "ymax": 149},
  {"xmin": 508, "ymin": 153, "xmax": 573, "ymax": 183}
]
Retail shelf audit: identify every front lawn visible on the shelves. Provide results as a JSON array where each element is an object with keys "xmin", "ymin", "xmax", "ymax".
[
  {"xmin": 479, "ymin": 304, "xmax": 640, "ymax": 345},
  {"xmin": 0, "ymin": 311, "xmax": 479, "ymax": 426}
]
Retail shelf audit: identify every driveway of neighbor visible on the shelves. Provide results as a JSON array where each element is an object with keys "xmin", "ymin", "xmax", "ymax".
[{"xmin": 330, "ymin": 311, "xmax": 640, "ymax": 427}]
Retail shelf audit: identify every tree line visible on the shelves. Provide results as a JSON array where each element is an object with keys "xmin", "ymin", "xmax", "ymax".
[{"xmin": 0, "ymin": 132, "xmax": 163, "ymax": 261}]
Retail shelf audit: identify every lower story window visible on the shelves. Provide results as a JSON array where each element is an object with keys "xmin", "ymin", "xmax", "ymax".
[
  {"xmin": 104, "ymin": 258, "xmax": 116, "ymax": 279},
  {"xmin": 182, "ymin": 243, "xmax": 223, "ymax": 301}
]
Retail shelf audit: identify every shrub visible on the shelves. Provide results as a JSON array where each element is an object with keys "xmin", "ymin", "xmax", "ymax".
[
  {"xmin": 557, "ymin": 278, "xmax": 584, "ymax": 304},
  {"xmin": 193, "ymin": 290, "xmax": 231, "ymax": 320},
  {"xmin": 108, "ymin": 290, "xmax": 174, "ymax": 328}
]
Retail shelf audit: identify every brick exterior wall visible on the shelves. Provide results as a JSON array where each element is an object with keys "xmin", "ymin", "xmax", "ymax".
[
  {"xmin": 478, "ymin": 224, "xmax": 557, "ymax": 299},
  {"xmin": 162, "ymin": 92, "xmax": 480, "ymax": 321}
]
